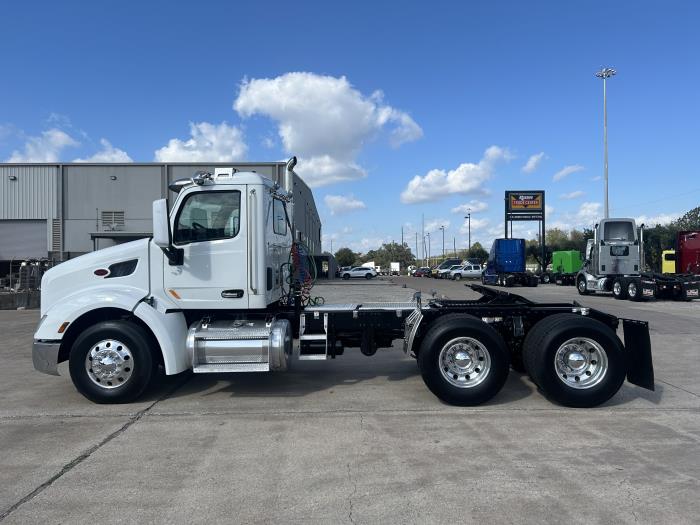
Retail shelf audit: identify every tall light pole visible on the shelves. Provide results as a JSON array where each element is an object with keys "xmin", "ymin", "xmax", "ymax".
[
  {"xmin": 596, "ymin": 66, "xmax": 616, "ymax": 219},
  {"xmin": 439, "ymin": 225, "xmax": 445, "ymax": 258},
  {"xmin": 464, "ymin": 208, "xmax": 471, "ymax": 252},
  {"xmin": 426, "ymin": 232, "xmax": 431, "ymax": 266}
]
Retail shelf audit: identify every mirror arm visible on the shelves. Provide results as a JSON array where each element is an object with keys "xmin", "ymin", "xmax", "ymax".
[{"xmin": 161, "ymin": 246, "xmax": 184, "ymax": 266}]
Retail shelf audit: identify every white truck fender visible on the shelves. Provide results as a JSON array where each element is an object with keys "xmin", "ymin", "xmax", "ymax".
[
  {"xmin": 34, "ymin": 285, "xmax": 149, "ymax": 341},
  {"xmin": 133, "ymin": 302, "xmax": 189, "ymax": 375}
]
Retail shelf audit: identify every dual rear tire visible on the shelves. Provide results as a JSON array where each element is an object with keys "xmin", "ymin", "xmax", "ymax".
[
  {"xmin": 418, "ymin": 313, "xmax": 627, "ymax": 408},
  {"xmin": 522, "ymin": 314, "xmax": 626, "ymax": 407}
]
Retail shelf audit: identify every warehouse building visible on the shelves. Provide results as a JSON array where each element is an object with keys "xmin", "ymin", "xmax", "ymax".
[{"xmin": 0, "ymin": 162, "xmax": 322, "ymax": 266}]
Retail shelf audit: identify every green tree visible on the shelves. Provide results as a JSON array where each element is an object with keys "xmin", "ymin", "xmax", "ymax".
[
  {"xmin": 334, "ymin": 247, "xmax": 356, "ymax": 267},
  {"xmin": 673, "ymin": 206, "xmax": 700, "ymax": 230},
  {"xmin": 466, "ymin": 242, "xmax": 488, "ymax": 263}
]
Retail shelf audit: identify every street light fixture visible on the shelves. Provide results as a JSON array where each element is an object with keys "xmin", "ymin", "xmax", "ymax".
[
  {"xmin": 464, "ymin": 208, "xmax": 471, "ymax": 252},
  {"xmin": 595, "ymin": 66, "xmax": 616, "ymax": 219}
]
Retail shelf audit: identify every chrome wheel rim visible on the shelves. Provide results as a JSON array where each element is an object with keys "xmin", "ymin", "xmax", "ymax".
[
  {"xmin": 578, "ymin": 279, "xmax": 586, "ymax": 293},
  {"xmin": 554, "ymin": 338, "xmax": 608, "ymax": 389},
  {"xmin": 613, "ymin": 281, "xmax": 622, "ymax": 296},
  {"xmin": 438, "ymin": 337, "xmax": 491, "ymax": 388},
  {"xmin": 85, "ymin": 339, "xmax": 134, "ymax": 389},
  {"xmin": 628, "ymin": 282, "xmax": 637, "ymax": 297}
]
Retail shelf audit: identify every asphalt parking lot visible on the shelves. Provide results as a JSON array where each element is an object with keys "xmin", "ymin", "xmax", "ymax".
[{"xmin": 1, "ymin": 278, "xmax": 699, "ymax": 524}]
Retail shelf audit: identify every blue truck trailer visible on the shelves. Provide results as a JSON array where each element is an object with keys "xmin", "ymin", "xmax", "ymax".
[{"xmin": 482, "ymin": 238, "xmax": 539, "ymax": 287}]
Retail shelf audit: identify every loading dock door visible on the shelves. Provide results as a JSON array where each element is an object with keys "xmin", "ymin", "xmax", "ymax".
[{"xmin": 0, "ymin": 220, "xmax": 48, "ymax": 259}]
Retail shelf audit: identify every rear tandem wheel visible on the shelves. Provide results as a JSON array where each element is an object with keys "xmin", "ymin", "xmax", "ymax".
[{"xmin": 418, "ymin": 314, "xmax": 510, "ymax": 406}]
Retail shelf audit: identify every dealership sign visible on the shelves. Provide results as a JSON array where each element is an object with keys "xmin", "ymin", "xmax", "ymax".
[{"xmin": 507, "ymin": 191, "xmax": 544, "ymax": 212}]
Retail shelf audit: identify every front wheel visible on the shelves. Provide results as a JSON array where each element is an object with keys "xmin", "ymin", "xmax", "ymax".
[
  {"xmin": 68, "ymin": 320, "xmax": 155, "ymax": 404},
  {"xmin": 542, "ymin": 273, "xmax": 551, "ymax": 284},
  {"xmin": 522, "ymin": 314, "xmax": 626, "ymax": 407},
  {"xmin": 343, "ymin": 274, "xmax": 350, "ymax": 280},
  {"xmin": 418, "ymin": 314, "xmax": 510, "ymax": 406},
  {"xmin": 454, "ymin": 274, "xmax": 462, "ymax": 281}
]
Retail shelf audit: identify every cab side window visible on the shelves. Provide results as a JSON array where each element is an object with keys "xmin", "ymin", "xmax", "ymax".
[
  {"xmin": 174, "ymin": 191, "xmax": 241, "ymax": 244},
  {"xmin": 273, "ymin": 198, "xmax": 287, "ymax": 235}
]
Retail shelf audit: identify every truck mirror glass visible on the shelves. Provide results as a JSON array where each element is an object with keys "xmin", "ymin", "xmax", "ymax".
[{"xmin": 152, "ymin": 199, "xmax": 170, "ymax": 248}]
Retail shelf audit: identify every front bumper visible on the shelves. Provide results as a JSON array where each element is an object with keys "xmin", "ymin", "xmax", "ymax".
[{"xmin": 32, "ymin": 340, "xmax": 61, "ymax": 376}]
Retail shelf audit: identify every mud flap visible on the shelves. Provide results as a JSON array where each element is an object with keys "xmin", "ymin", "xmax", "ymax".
[
  {"xmin": 622, "ymin": 319, "xmax": 654, "ymax": 390},
  {"xmin": 681, "ymin": 281, "xmax": 699, "ymax": 300}
]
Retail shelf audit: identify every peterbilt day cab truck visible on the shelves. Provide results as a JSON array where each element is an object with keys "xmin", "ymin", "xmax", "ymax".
[
  {"xmin": 576, "ymin": 219, "xmax": 699, "ymax": 301},
  {"xmin": 33, "ymin": 159, "xmax": 654, "ymax": 408}
]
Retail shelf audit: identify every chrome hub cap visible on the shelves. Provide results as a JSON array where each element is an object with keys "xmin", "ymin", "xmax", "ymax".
[
  {"xmin": 628, "ymin": 283, "xmax": 637, "ymax": 296},
  {"xmin": 85, "ymin": 339, "xmax": 134, "ymax": 389},
  {"xmin": 554, "ymin": 338, "xmax": 608, "ymax": 389},
  {"xmin": 578, "ymin": 280, "xmax": 586, "ymax": 292},
  {"xmin": 439, "ymin": 337, "xmax": 491, "ymax": 388},
  {"xmin": 613, "ymin": 281, "xmax": 622, "ymax": 295}
]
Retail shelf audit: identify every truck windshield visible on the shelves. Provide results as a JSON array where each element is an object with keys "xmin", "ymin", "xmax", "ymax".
[
  {"xmin": 174, "ymin": 191, "xmax": 241, "ymax": 244},
  {"xmin": 604, "ymin": 221, "xmax": 635, "ymax": 242}
]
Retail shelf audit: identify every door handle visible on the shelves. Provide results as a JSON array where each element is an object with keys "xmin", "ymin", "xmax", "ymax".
[{"xmin": 221, "ymin": 289, "xmax": 244, "ymax": 299}]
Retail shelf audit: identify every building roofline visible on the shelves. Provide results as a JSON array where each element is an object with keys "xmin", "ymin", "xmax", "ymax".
[{"xmin": 0, "ymin": 161, "xmax": 288, "ymax": 167}]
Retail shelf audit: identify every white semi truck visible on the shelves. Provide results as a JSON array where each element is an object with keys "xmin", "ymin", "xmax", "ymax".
[
  {"xmin": 576, "ymin": 218, "xmax": 700, "ymax": 301},
  {"xmin": 32, "ymin": 159, "xmax": 655, "ymax": 407}
]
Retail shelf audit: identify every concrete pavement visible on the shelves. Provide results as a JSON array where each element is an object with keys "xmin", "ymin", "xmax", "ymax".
[{"xmin": 1, "ymin": 280, "xmax": 698, "ymax": 524}]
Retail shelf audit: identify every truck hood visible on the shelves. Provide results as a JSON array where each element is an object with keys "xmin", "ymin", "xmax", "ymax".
[{"xmin": 41, "ymin": 239, "xmax": 151, "ymax": 315}]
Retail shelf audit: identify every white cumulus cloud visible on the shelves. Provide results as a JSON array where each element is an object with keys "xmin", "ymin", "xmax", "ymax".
[
  {"xmin": 424, "ymin": 218, "xmax": 451, "ymax": 232},
  {"xmin": 74, "ymin": 139, "xmax": 132, "ymax": 162},
  {"xmin": 154, "ymin": 122, "xmax": 247, "ymax": 162},
  {"xmin": 635, "ymin": 213, "xmax": 681, "ymax": 227},
  {"xmin": 559, "ymin": 190, "xmax": 585, "ymax": 200},
  {"xmin": 553, "ymin": 164, "xmax": 584, "ymax": 182},
  {"xmin": 400, "ymin": 146, "xmax": 512, "ymax": 204},
  {"xmin": 6, "ymin": 128, "xmax": 79, "ymax": 162},
  {"xmin": 234, "ymin": 72, "xmax": 422, "ymax": 187},
  {"xmin": 522, "ymin": 152, "xmax": 546, "ymax": 173},
  {"xmin": 451, "ymin": 200, "xmax": 489, "ymax": 214},
  {"xmin": 459, "ymin": 217, "xmax": 489, "ymax": 235},
  {"xmin": 324, "ymin": 194, "xmax": 367, "ymax": 215}
]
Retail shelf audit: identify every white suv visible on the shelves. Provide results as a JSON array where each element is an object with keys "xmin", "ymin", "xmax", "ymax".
[
  {"xmin": 451, "ymin": 264, "xmax": 483, "ymax": 280},
  {"xmin": 341, "ymin": 267, "xmax": 378, "ymax": 280}
]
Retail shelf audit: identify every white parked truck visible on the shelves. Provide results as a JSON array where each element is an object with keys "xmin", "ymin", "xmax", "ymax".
[
  {"xmin": 576, "ymin": 218, "xmax": 699, "ymax": 301},
  {"xmin": 32, "ymin": 159, "xmax": 655, "ymax": 407},
  {"xmin": 390, "ymin": 262, "xmax": 400, "ymax": 275}
]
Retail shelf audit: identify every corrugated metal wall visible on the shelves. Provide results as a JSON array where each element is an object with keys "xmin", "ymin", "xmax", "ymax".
[
  {"xmin": 0, "ymin": 166, "xmax": 58, "ymax": 219},
  {"xmin": 0, "ymin": 163, "xmax": 322, "ymax": 259}
]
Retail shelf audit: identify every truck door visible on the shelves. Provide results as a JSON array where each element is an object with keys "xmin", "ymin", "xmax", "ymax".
[{"xmin": 163, "ymin": 187, "xmax": 248, "ymax": 310}]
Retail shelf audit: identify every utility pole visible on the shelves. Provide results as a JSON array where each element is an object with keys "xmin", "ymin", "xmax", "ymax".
[
  {"xmin": 453, "ymin": 237, "xmax": 456, "ymax": 257},
  {"xmin": 439, "ymin": 225, "xmax": 445, "ymax": 258},
  {"xmin": 596, "ymin": 66, "xmax": 616, "ymax": 219},
  {"xmin": 415, "ymin": 232, "xmax": 418, "ymax": 262},
  {"xmin": 401, "ymin": 226, "xmax": 404, "ymax": 246},
  {"xmin": 464, "ymin": 208, "xmax": 471, "ymax": 252}
]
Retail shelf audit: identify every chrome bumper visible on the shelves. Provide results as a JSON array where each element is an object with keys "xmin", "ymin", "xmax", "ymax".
[{"xmin": 32, "ymin": 340, "xmax": 61, "ymax": 376}]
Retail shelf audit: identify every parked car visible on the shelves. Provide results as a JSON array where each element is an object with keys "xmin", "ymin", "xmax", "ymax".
[
  {"xmin": 341, "ymin": 266, "xmax": 377, "ymax": 280},
  {"xmin": 431, "ymin": 258, "xmax": 463, "ymax": 277},
  {"xmin": 438, "ymin": 264, "xmax": 463, "ymax": 279},
  {"xmin": 451, "ymin": 263, "xmax": 483, "ymax": 280},
  {"xmin": 413, "ymin": 267, "xmax": 431, "ymax": 277}
]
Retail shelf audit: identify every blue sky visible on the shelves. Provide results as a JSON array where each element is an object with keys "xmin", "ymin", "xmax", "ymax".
[{"xmin": 1, "ymin": 1, "xmax": 699, "ymax": 256}]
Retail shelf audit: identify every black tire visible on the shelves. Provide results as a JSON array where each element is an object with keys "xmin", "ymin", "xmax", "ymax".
[
  {"xmin": 612, "ymin": 278, "xmax": 627, "ymax": 300},
  {"xmin": 522, "ymin": 314, "xmax": 626, "ymax": 407},
  {"xmin": 627, "ymin": 280, "xmax": 642, "ymax": 301},
  {"xmin": 577, "ymin": 276, "xmax": 589, "ymax": 295},
  {"xmin": 343, "ymin": 273, "xmax": 350, "ymax": 280},
  {"xmin": 454, "ymin": 273, "xmax": 462, "ymax": 281},
  {"xmin": 69, "ymin": 320, "xmax": 155, "ymax": 404},
  {"xmin": 505, "ymin": 275, "xmax": 515, "ymax": 287},
  {"xmin": 365, "ymin": 273, "xmax": 373, "ymax": 279},
  {"xmin": 542, "ymin": 273, "xmax": 551, "ymax": 284},
  {"xmin": 529, "ymin": 276, "xmax": 539, "ymax": 287},
  {"xmin": 418, "ymin": 314, "xmax": 510, "ymax": 406},
  {"xmin": 481, "ymin": 274, "xmax": 487, "ymax": 285}
]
